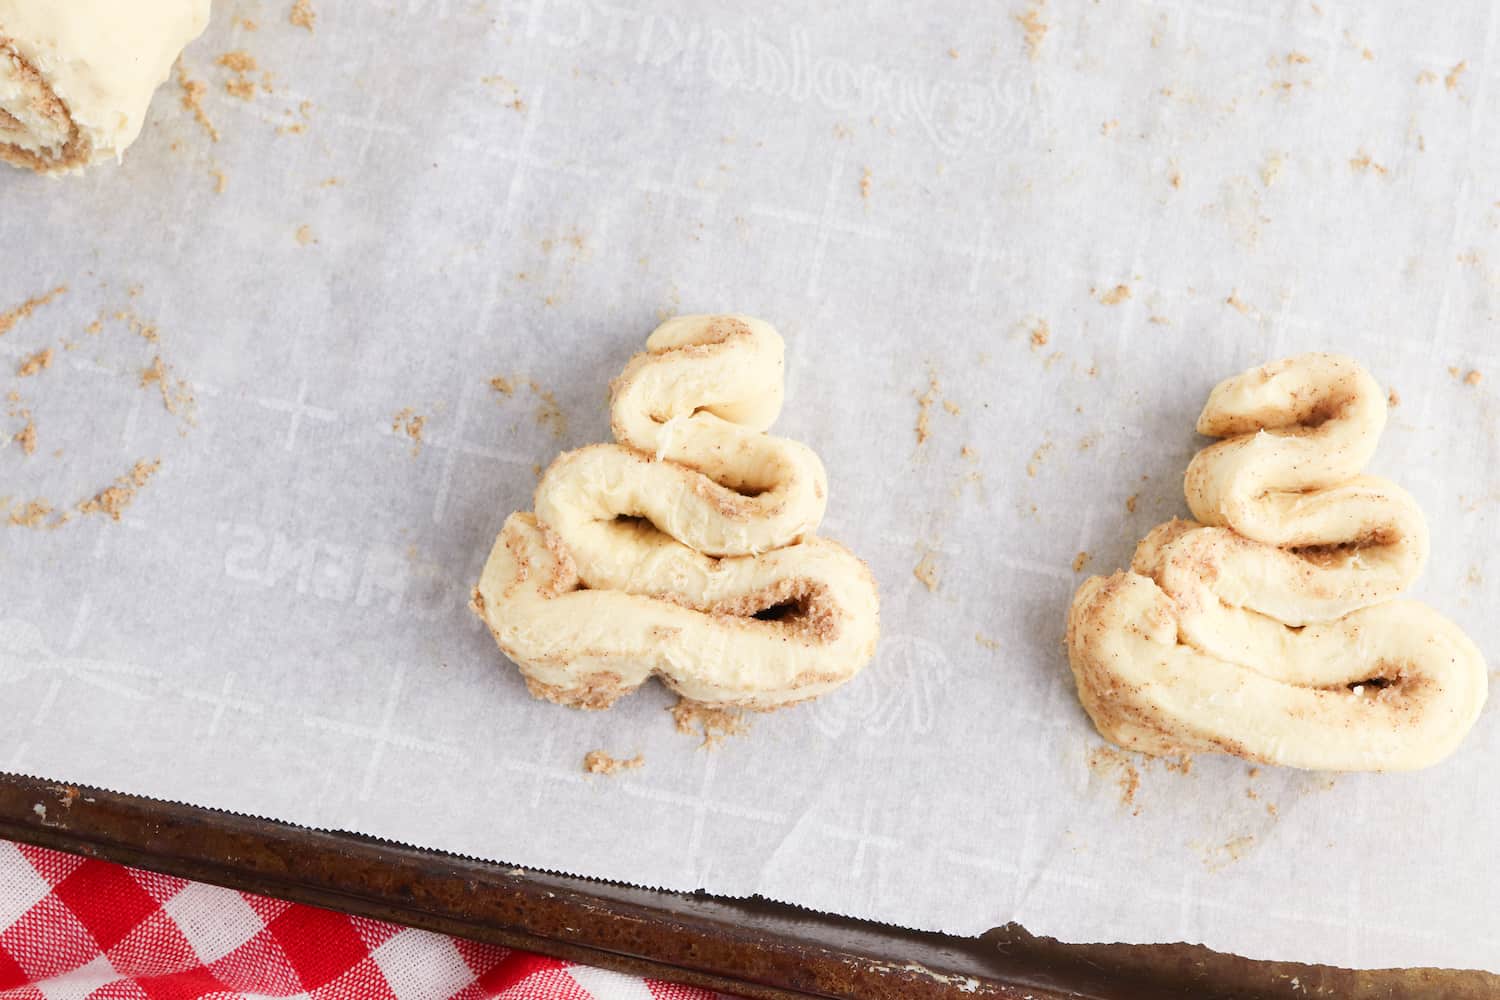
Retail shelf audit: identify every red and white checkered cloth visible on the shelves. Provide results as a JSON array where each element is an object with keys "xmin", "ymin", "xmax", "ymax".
[{"xmin": 0, "ymin": 840, "xmax": 725, "ymax": 1000}]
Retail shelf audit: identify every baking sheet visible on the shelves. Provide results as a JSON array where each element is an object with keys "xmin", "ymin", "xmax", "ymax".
[{"xmin": 2, "ymin": 0, "xmax": 1498, "ymax": 971}]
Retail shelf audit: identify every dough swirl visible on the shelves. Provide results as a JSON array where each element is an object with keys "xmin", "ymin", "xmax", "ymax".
[
  {"xmin": 1067, "ymin": 354, "xmax": 1486, "ymax": 771},
  {"xmin": 474, "ymin": 315, "xmax": 880, "ymax": 710}
]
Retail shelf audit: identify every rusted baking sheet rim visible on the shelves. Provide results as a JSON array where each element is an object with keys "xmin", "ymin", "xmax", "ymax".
[{"xmin": 0, "ymin": 773, "xmax": 1092, "ymax": 1000}]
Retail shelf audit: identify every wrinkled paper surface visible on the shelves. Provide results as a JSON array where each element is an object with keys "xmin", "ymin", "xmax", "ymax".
[{"xmin": 2, "ymin": 0, "xmax": 1497, "ymax": 971}]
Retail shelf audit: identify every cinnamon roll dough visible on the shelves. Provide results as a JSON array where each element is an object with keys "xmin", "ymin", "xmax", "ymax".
[
  {"xmin": 0, "ymin": 0, "xmax": 211, "ymax": 173},
  {"xmin": 473, "ymin": 315, "xmax": 881, "ymax": 710},
  {"xmin": 1067, "ymin": 354, "xmax": 1486, "ymax": 772}
]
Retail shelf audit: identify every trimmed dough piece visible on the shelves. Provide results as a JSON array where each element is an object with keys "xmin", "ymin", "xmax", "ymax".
[
  {"xmin": 0, "ymin": 0, "xmax": 211, "ymax": 173},
  {"xmin": 474, "ymin": 315, "xmax": 881, "ymax": 710},
  {"xmin": 1067, "ymin": 354, "xmax": 1487, "ymax": 771}
]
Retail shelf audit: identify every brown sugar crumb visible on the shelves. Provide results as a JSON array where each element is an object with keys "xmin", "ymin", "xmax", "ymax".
[
  {"xmin": 391, "ymin": 407, "xmax": 426, "ymax": 454},
  {"xmin": 1026, "ymin": 440, "xmax": 1052, "ymax": 477},
  {"xmin": 211, "ymin": 168, "xmax": 228, "ymax": 194},
  {"xmin": 913, "ymin": 547, "xmax": 940, "ymax": 592},
  {"xmin": 529, "ymin": 380, "xmax": 567, "ymax": 438},
  {"xmin": 217, "ymin": 51, "xmax": 257, "ymax": 73},
  {"xmin": 1247, "ymin": 766, "xmax": 1260, "ymax": 779},
  {"xmin": 1446, "ymin": 60, "xmax": 1467, "ymax": 91},
  {"xmin": 295, "ymin": 224, "xmax": 317, "ymax": 246},
  {"xmin": 859, "ymin": 166, "xmax": 872, "ymax": 200},
  {"xmin": 1072, "ymin": 550, "xmax": 1090, "ymax": 572},
  {"xmin": 1225, "ymin": 290, "xmax": 1251, "ymax": 315},
  {"xmin": 319, "ymin": 176, "xmax": 342, "ymax": 188},
  {"xmin": 1464, "ymin": 369, "xmax": 1483, "ymax": 386},
  {"xmin": 1100, "ymin": 119, "xmax": 1118, "ymax": 136},
  {"xmin": 583, "ymin": 750, "xmax": 644, "ymax": 775},
  {"xmin": 1386, "ymin": 387, "xmax": 1400, "ymax": 407},
  {"xmin": 140, "ymin": 356, "xmax": 194, "ymax": 418},
  {"xmin": 290, "ymin": 0, "xmax": 317, "ymax": 31},
  {"xmin": 1097, "ymin": 284, "xmax": 1131, "ymax": 305},
  {"xmin": 1125, "ymin": 493, "xmax": 1139, "ymax": 513},
  {"xmin": 224, "ymin": 77, "xmax": 255, "ymax": 100},
  {"xmin": 961, "ymin": 444, "xmax": 977, "ymax": 460},
  {"xmin": 1287, "ymin": 51, "xmax": 1312, "ymax": 64},
  {"xmin": 671, "ymin": 698, "xmax": 749, "ymax": 749},
  {"xmin": 240, "ymin": 17, "xmax": 259, "ymax": 30},
  {"xmin": 17, "ymin": 348, "xmax": 52, "ymax": 378},
  {"xmin": 16, "ymin": 417, "xmax": 37, "ymax": 456},
  {"xmin": 78, "ymin": 459, "xmax": 162, "ymax": 521},
  {"xmin": 1016, "ymin": 0, "xmax": 1048, "ymax": 62},
  {"xmin": 1349, "ymin": 149, "xmax": 1387, "ymax": 176},
  {"xmin": 942, "ymin": 399, "xmax": 961, "ymax": 415},
  {"xmin": 1028, "ymin": 318, "xmax": 1050, "ymax": 350},
  {"xmin": 1163, "ymin": 755, "xmax": 1193, "ymax": 775},
  {"xmin": 913, "ymin": 367, "xmax": 948, "ymax": 446},
  {"xmin": 1088, "ymin": 746, "xmax": 1142, "ymax": 813},
  {"xmin": 1266, "ymin": 802, "xmax": 1279, "ymax": 817},
  {"xmin": 177, "ymin": 65, "xmax": 219, "ymax": 142},
  {"xmin": 0, "ymin": 286, "xmax": 67, "ymax": 337},
  {"xmin": 8, "ymin": 498, "xmax": 53, "ymax": 529},
  {"xmin": 488, "ymin": 375, "xmax": 514, "ymax": 396}
]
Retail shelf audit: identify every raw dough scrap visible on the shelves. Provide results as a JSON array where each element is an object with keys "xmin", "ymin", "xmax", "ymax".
[{"xmin": 0, "ymin": 0, "xmax": 211, "ymax": 173}]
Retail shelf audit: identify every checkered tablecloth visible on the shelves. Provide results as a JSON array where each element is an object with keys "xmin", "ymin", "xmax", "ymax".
[{"xmin": 0, "ymin": 840, "xmax": 724, "ymax": 1000}]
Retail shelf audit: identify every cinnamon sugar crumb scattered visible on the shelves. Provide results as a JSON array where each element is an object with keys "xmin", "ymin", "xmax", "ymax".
[
  {"xmin": 1163, "ymin": 755, "xmax": 1193, "ymax": 775},
  {"xmin": 217, "ymin": 51, "xmax": 257, "ymax": 73},
  {"xmin": 1016, "ymin": 0, "xmax": 1048, "ymax": 62},
  {"xmin": 78, "ymin": 459, "xmax": 161, "ymax": 521},
  {"xmin": 1225, "ymin": 290, "xmax": 1252, "ymax": 315},
  {"xmin": 1387, "ymin": 387, "xmax": 1400, "ymax": 407},
  {"xmin": 859, "ymin": 167, "xmax": 872, "ymax": 200},
  {"xmin": 8, "ymin": 499, "xmax": 53, "ymax": 529},
  {"xmin": 240, "ymin": 17, "xmax": 259, "ymax": 30},
  {"xmin": 961, "ymin": 445, "xmax": 977, "ymax": 460},
  {"xmin": 1088, "ymin": 746, "xmax": 1141, "ymax": 812},
  {"xmin": 583, "ymin": 750, "xmax": 643, "ymax": 775},
  {"xmin": 914, "ymin": 368, "xmax": 941, "ymax": 446},
  {"xmin": 671, "ymin": 698, "xmax": 748, "ymax": 749},
  {"xmin": 1028, "ymin": 319, "xmax": 1050, "ymax": 350},
  {"xmin": 1072, "ymin": 550, "xmax": 1090, "ymax": 572},
  {"xmin": 0, "ymin": 286, "xmax": 67, "ymax": 337},
  {"xmin": 295, "ymin": 225, "xmax": 317, "ymax": 246},
  {"xmin": 1026, "ymin": 441, "xmax": 1052, "ymax": 477},
  {"xmin": 1097, "ymin": 284, "xmax": 1131, "ymax": 305},
  {"xmin": 488, "ymin": 375, "xmax": 515, "ymax": 396},
  {"xmin": 177, "ymin": 66, "xmax": 219, "ymax": 142},
  {"xmin": 212, "ymin": 168, "xmax": 228, "ymax": 194},
  {"xmin": 290, "ymin": 0, "xmax": 316, "ymax": 31},
  {"xmin": 1464, "ymin": 369, "xmax": 1483, "ymax": 386},
  {"xmin": 1446, "ymin": 60, "xmax": 1467, "ymax": 91},
  {"xmin": 1287, "ymin": 51, "xmax": 1311, "ymax": 64},
  {"xmin": 913, "ymin": 547, "xmax": 940, "ymax": 592},
  {"xmin": 530, "ymin": 380, "xmax": 567, "ymax": 438},
  {"xmin": 16, "ymin": 417, "xmax": 37, "ymax": 456},
  {"xmin": 1349, "ymin": 150, "xmax": 1387, "ymax": 176},
  {"xmin": 942, "ymin": 399, "xmax": 961, "ymax": 415},
  {"xmin": 392, "ymin": 408, "xmax": 426, "ymax": 454},
  {"xmin": 140, "ymin": 356, "xmax": 194, "ymax": 418},
  {"xmin": 1125, "ymin": 493, "xmax": 1139, "ymax": 513},
  {"xmin": 17, "ymin": 349, "xmax": 52, "ymax": 378}
]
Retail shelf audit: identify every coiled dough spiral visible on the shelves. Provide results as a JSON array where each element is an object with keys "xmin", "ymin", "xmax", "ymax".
[
  {"xmin": 1067, "ymin": 354, "xmax": 1486, "ymax": 771},
  {"xmin": 473, "ymin": 315, "xmax": 881, "ymax": 710}
]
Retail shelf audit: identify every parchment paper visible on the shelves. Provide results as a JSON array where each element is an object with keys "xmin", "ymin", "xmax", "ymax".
[{"xmin": 2, "ymin": 0, "xmax": 1497, "ymax": 971}]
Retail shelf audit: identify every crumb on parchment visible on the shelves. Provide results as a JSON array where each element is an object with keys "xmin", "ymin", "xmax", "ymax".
[
  {"xmin": 671, "ymin": 698, "xmax": 749, "ymax": 749},
  {"xmin": 77, "ymin": 459, "xmax": 161, "ymax": 521},
  {"xmin": 913, "ymin": 547, "xmax": 940, "ymax": 592},
  {"xmin": 583, "ymin": 750, "xmax": 644, "ymax": 775},
  {"xmin": 392, "ymin": 408, "xmax": 426, "ymax": 454},
  {"xmin": 1097, "ymin": 284, "xmax": 1131, "ymax": 305},
  {"xmin": 0, "ymin": 286, "xmax": 67, "ymax": 337},
  {"xmin": 290, "ymin": 0, "xmax": 316, "ymax": 31},
  {"xmin": 17, "ymin": 348, "xmax": 52, "ymax": 377}
]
